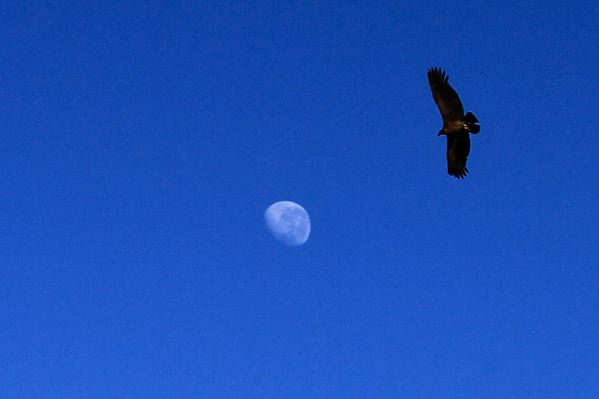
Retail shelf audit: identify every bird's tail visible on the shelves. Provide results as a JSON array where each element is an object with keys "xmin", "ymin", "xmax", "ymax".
[{"xmin": 463, "ymin": 112, "xmax": 480, "ymax": 134}]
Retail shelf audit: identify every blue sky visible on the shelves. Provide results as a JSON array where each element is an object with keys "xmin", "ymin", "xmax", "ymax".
[{"xmin": 1, "ymin": 1, "xmax": 598, "ymax": 398}]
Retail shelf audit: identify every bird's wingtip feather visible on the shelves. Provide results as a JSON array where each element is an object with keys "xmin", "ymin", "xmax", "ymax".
[
  {"xmin": 448, "ymin": 166, "xmax": 469, "ymax": 179},
  {"xmin": 427, "ymin": 67, "xmax": 448, "ymax": 84}
]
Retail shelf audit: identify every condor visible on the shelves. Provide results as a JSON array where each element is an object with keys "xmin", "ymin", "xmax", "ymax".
[{"xmin": 427, "ymin": 67, "xmax": 480, "ymax": 179}]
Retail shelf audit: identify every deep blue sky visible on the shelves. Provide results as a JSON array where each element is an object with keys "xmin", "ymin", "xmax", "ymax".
[{"xmin": 1, "ymin": 1, "xmax": 598, "ymax": 398}]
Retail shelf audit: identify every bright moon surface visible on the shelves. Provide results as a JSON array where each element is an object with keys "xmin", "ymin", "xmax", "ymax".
[{"xmin": 264, "ymin": 201, "xmax": 311, "ymax": 246}]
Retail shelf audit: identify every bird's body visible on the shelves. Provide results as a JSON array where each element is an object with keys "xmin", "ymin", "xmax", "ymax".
[
  {"xmin": 427, "ymin": 67, "xmax": 480, "ymax": 178},
  {"xmin": 444, "ymin": 119, "xmax": 470, "ymax": 135}
]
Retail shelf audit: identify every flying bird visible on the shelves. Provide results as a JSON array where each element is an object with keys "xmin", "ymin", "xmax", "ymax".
[{"xmin": 427, "ymin": 67, "xmax": 480, "ymax": 178}]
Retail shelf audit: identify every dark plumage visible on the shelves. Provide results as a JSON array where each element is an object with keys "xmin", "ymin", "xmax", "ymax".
[{"xmin": 427, "ymin": 67, "xmax": 480, "ymax": 178}]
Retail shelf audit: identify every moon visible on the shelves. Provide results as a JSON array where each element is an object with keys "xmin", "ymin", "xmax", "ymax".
[{"xmin": 264, "ymin": 201, "xmax": 311, "ymax": 246}]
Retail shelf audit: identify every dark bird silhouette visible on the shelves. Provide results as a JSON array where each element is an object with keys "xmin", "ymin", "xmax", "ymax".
[{"xmin": 427, "ymin": 67, "xmax": 480, "ymax": 178}]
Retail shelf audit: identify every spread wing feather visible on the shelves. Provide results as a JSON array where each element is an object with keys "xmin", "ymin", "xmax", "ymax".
[
  {"xmin": 428, "ymin": 67, "xmax": 464, "ymax": 121},
  {"xmin": 446, "ymin": 132, "xmax": 470, "ymax": 178}
]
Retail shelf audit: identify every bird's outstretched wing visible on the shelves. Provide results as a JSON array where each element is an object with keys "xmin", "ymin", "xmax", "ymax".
[
  {"xmin": 428, "ymin": 67, "xmax": 464, "ymax": 122},
  {"xmin": 446, "ymin": 132, "xmax": 470, "ymax": 178}
]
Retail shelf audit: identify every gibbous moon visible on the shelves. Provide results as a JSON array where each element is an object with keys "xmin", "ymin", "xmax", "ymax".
[{"xmin": 264, "ymin": 201, "xmax": 311, "ymax": 246}]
